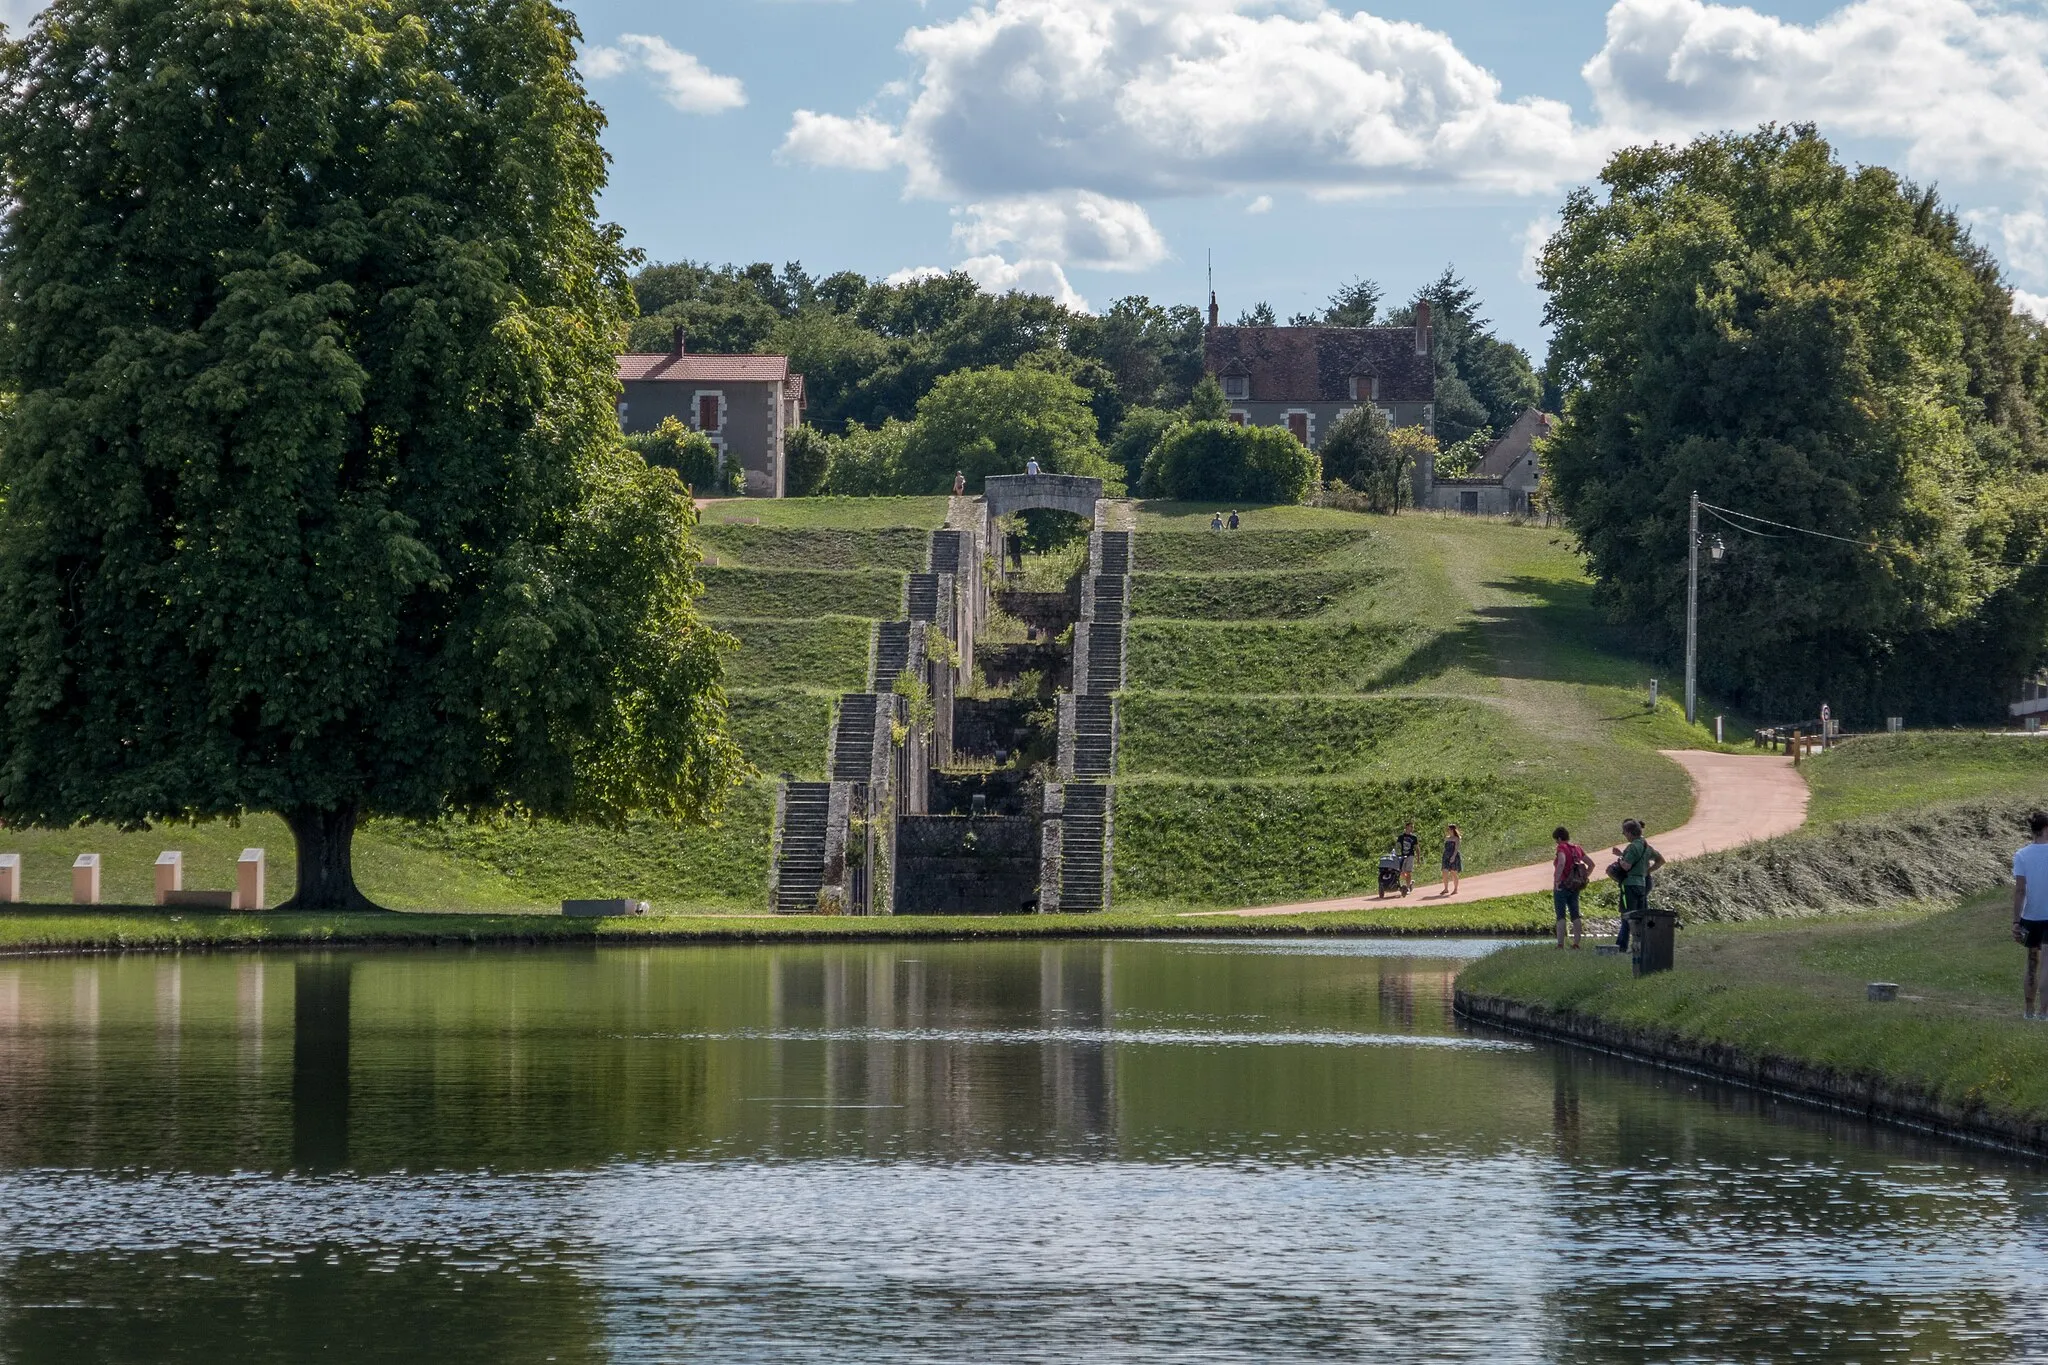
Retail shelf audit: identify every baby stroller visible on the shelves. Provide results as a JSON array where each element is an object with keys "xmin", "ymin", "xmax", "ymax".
[{"xmin": 1376, "ymin": 849, "xmax": 1403, "ymax": 898}]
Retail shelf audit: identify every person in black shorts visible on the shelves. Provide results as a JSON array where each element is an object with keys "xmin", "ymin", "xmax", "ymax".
[
  {"xmin": 2012, "ymin": 810, "xmax": 2048, "ymax": 1018},
  {"xmin": 1394, "ymin": 821, "xmax": 1420, "ymax": 896}
]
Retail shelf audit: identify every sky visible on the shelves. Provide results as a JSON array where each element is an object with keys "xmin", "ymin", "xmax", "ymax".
[{"xmin": 15, "ymin": 0, "xmax": 2048, "ymax": 356}]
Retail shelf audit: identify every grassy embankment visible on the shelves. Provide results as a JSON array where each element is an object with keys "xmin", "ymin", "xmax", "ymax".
[
  {"xmin": 1111, "ymin": 503, "xmax": 1727, "ymax": 911},
  {"xmin": 1458, "ymin": 733, "xmax": 2048, "ymax": 1146}
]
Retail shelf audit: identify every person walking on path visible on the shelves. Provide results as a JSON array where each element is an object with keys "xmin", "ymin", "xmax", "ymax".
[
  {"xmin": 953, "ymin": 470, "xmax": 966, "ymax": 496},
  {"xmin": 1612, "ymin": 819, "xmax": 1663, "ymax": 950},
  {"xmin": 1394, "ymin": 821, "xmax": 1420, "ymax": 896},
  {"xmin": 1552, "ymin": 826, "xmax": 1593, "ymax": 948},
  {"xmin": 1438, "ymin": 824, "xmax": 1463, "ymax": 896},
  {"xmin": 1210, "ymin": 512, "xmax": 1224, "ymax": 532},
  {"xmin": 2013, "ymin": 810, "xmax": 2048, "ymax": 1018},
  {"xmin": 1227, "ymin": 509, "xmax": 1241, "ymax": 530}
]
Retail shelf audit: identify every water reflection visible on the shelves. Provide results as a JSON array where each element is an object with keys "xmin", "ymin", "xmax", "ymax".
[{"xmin": 0, "ymin": 939, "xmax": 2039, "ymax": 1362}]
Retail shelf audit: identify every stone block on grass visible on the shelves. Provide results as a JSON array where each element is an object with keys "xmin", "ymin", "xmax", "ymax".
[
  {"xmin": 562, "ymin": 898, "xmax": 650, "ymax": 918},
  {"xmin": 154, "ymin": 850, "xmax": 182, "ymax": 905},
  {"xmin": 72, "ymin": 854, "xmax": 100, "ymax": 905},
  {"xmin": 0, "ymin": 853, "xmax": 18, "ymax": 904}
]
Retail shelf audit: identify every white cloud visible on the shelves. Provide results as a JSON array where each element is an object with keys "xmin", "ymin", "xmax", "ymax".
[
  {"xmin": 787, "ymin": 0, "xmax": 1595, "ymax": 200},
  {"xmin": 781, "ymin": 112, "xmax": 906, "ymax": 171},
  {"xmin": 1584, "ymin": 0, "xmax": 2048, "ymax": 183},
  {"xmin": 582, "ymin": 35, "xmax": 745, "ymax": 114},
  {"xmin": 2015, "ymin": 290, "xmax": 2048, "ymax": 323},
  {"xmin": 952, "ymin": 191, "xmax": 1168, "ymax": 272},
  {"xmin": 956, "ymin": 255, "xmax": 1091, "ymax": 311},
  {"xmin": 1517, "ymin": 212, "xmax": 1559, "ymax": 285},
  {"xmin": 1973, "ymin": 207, "xmax": 2048, "ymax": 287},
  {"xmin": 1246, "ymin": 194, "xmax": 1273, "ymax": 214}
]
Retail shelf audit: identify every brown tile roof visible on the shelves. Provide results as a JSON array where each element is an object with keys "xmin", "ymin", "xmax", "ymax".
[
  {"xmin": 1203, "ymin": 325, "xmax": 1435, "ymax": 404},
  {"xmin": 618, "ymin": 353, "xmax": 792, "ymax": 383}
]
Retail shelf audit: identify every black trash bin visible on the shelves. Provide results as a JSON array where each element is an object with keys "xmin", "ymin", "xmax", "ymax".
[{"xmin": 1632, "ymin": 909, "xmax": 1676, "ymax": 976}]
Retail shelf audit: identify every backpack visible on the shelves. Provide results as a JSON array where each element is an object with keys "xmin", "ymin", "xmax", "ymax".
[{"xmin": 1560, "ymin": 844, "xmax": 1591, "ymax": 893}]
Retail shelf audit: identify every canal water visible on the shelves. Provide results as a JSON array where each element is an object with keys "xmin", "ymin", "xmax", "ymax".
[{"xmin": 0, "ymin": 938, "xmax": 2042, "ymax": 1362}]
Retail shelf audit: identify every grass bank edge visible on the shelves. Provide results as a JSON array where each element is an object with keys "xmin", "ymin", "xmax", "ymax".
[{"xmin": 0, "ymin": 894, "xmax": 1556, "ymax": 954}]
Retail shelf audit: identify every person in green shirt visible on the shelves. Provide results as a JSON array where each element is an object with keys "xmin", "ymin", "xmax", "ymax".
[{"xmin": 1612, "ymin": 818, "xmax": 1664, "ymax": 950}]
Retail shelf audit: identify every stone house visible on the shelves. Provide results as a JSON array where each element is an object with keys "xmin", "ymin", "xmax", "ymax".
[
  {"xmin": 617, "ymin": 328, "xmax": 805, "ymax": 497},
  {"xmin": 1414, "ymin": 407, "xmax": 1553, "ymax": 515},
  {"xmin": 1201, "ymin": 297, "xmax": 1437, "ymax": 449}
]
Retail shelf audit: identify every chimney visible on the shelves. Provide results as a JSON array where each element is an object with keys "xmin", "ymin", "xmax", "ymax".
[
  {"xmin": 670, "ymin": 325, "xmax": 688, "ymax": 357},
  {"xmin": 1414, "ymin": 300, "xmax": 1432, "ymax": 357},
  {"xmin": 1208, "ymin": 291, "xmax": 1219, "ymax": 329}
]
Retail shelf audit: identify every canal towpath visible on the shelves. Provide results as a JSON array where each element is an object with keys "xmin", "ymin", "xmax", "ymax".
[{"xmin": 1188, "ymin": 749, "xmax": 1809, "ymax": 919}]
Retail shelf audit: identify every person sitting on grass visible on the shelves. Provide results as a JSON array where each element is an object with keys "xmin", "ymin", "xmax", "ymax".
[
  {"xmin": 1552, "ymin": 826, "xmax": 1593, "ymax": 949},
  {"xmin": 1439, "ymin": 823, "xmax": 1462, "ymax": 896},
  {"xmin": 1394, "ymin": 820, "xmax": 1420, "ymax": 896},
  {"xmin": 1612, "ymin": 819, "xmax": 1663, "ymax": 950},
  {"xmin": 2012, "ymin": 809, "xmax": 2048, "ymax": 1019}
]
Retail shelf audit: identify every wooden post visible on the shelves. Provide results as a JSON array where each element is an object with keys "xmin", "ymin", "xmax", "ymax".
[
  {"xmin": 154, "ymin": 850, "xmax": 183, "ymax": 906},
  {"xmin": 72, "ymin": 854, "xmax": 101, "ymax": 905},
  {"xmin": 0, "ymin": 853, "xmax": 18, "ymax": 904},
  {"xmin": 236, "ymin": 848, "xmax": 266, "ymax": 911}
]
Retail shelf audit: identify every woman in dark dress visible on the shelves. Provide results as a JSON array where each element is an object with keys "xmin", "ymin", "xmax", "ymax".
[{"xmin": 1439, "ymin": 824, "xmax": 1463, "ymax": 896}]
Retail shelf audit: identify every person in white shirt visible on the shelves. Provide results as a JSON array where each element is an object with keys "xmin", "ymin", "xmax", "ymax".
[
  {"xmin": 2011, "ymin": 810, "xmax": 2048, "ymax": 1019},
  {"xmin": 1024, "ymin": 458, "xmax": 1040, "ymax": 475}
]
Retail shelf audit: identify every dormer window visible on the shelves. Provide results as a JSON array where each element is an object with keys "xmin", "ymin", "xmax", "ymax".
[
  {"xmin": 1221, "ymin": 374, "xmax": 1249, "ymax": 400},
  {"xmin": 1349, "ymin": 374, "xmax": 1378, "ymax": 401}
]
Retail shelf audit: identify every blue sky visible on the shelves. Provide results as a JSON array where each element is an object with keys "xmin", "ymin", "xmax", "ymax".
[{"xmin": 564, "ymin": 0, "xmax": 2048, "ymax": 357}]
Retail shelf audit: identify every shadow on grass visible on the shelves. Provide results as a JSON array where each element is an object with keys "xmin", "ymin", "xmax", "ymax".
[{"xmin": 1376, "ymin": 574, "xmax": 1660, "ymax": 690}]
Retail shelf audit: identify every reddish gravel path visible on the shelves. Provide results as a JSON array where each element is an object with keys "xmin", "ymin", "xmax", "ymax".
[{"xmin": 1184, "ymin": 749, "xmax": 1810, "ymax": 918}]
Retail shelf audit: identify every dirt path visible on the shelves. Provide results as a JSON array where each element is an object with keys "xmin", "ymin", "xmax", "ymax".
[{"xmin": 1184, "ymin": 749, "xmax": 1809, "ymax": 917}]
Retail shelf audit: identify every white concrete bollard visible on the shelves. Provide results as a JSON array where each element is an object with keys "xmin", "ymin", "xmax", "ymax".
[
  {"xmin": 72, "ymin": 854, "xmax": 100, "ymax": 906},
  {"xmin": 0, "ymin": 853, "xmax": 19, "ymax": 903},
  {"xmin": 154, "ymin": 850, "xmax": 183, "ymax": 906},
  {"xmin": 236, "ymin": 849, "xmax": 265, "ymax": 911}
]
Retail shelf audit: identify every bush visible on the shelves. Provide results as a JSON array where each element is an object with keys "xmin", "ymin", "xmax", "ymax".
[
  {"xmin": 820, "ymin": 420, "xmax": 912, "ymax": 495},
  {"xmin": 784, "ymin": 424, "xmax": 832, "ymax": 496},
  {"xmin": 898, "ymin": 365, "xmax": 1119, "ymax": 493},
  {"xmin": 627, "ymin": 417, "xmax": 719, "ymax": 493},
  {"xmin": 1318, "ymin": 407, "xmax": 1410, "ymax": 513},
  {"xmin": 1142, "ymin": 420, "xmax": 1318, "ymax": 504}
]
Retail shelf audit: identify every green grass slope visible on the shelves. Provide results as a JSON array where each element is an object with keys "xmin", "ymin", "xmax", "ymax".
[{"xmin": 1113, "ymin": 505, "xmax": 1718, "ymax": 912}]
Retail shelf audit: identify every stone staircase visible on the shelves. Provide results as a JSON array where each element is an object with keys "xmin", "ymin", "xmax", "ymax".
[
  {"xmin": 1082, "ymin": 621, "xmax": 1124, "ymax": 694},
  {"xmin": 906, "ymin": 573, "xmax": 942, "ymax": 623},
  {"xmin": 929, "ymin": 529, "xmax": 965, "ymax": 575},
  {"xmin": 1096, "ymin": 530, "xmax": 1130, "ymax": 577},
  {"xmin": 871, "ymin": 620, "xmax": 911, "ymax": 693},
  {"xmin": 1071, "ymin": 694, "xmax": 1116, "ymax": 779},
  {"xmin": 1057, "ymin": 784, "xmax": 1110, "ymax": 912},
  {"xmin": 771, "ymin": 782, "xmax": 832, "ymax": 914},
  {"xmin": 830, "ymin": 694, "xmax": 882, "ymax": 781}
]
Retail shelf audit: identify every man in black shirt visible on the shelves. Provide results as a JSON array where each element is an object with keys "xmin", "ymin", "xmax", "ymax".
[{"xmin": 1394, "ymin": 821, "xmax": 1420, "ymax": 896}]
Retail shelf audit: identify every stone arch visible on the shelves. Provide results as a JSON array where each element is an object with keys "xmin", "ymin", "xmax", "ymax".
[{"xmin": 982, "ymin": 473, "xmax": 1103, "ymax": 542}]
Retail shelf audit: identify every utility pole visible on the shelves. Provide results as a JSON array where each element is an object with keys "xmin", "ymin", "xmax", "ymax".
[{"xmin": 1685, "ymin": 489, "xmax": 1699, "ymax": 726}]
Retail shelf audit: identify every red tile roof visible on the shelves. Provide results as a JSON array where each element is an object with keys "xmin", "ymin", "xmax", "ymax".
[
  {"xmin": 618, "ymin": 353, "xmax": 792, "ymax": 383},
  {"xmin": 1204, "ymin": 325, "xmax": 1435, "ymax": 404}
]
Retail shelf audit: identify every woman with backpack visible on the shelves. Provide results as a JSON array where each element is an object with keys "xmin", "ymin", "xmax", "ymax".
[{"xmin": 1553, "ymin": 826, "xmax": 1593, "ymax": 948}]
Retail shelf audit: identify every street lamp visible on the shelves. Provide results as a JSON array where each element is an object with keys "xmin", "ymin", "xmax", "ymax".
[{"xmin": 1684, "ymin": 494, "xmax": 1724, "ymax": 725}]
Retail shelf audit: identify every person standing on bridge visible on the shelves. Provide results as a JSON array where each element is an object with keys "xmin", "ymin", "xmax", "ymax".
[{"xmin": 1025, "ymin": 458, "xmax": 1040, "ymax": 475}]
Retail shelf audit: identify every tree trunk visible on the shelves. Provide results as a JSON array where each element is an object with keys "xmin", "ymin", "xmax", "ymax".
[{"xmin": 279, "ymin": 805, "xmax": 385, "ymax": 912}]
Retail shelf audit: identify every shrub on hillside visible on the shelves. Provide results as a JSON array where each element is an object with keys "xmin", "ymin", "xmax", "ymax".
[
  {"xmin": 627, "ymin": 417, "xmax": 719, "ymax": 493},
  {"xmin": 819, "ymin": 419, "xmax": 913, "ymax": 495},
  {"xmin": 784, "ymin": 424, "xmax": 832, "ymax": 496},
  {"xmin": 1109, "ymin": 405, "xmax": 1177, "ymax": 485},
  {"xmin": 1319, "ymin": 407, "xmax": 1412, "ymax": 512},
  {"xmin": 1142, "ymin": 420, "xmax": 1318, "ymax": 504}
]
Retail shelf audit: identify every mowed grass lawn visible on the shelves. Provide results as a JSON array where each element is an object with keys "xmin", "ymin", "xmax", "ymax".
[
  {"xmin": 1113, "ymin": 503, "xmax": 1723, "ymax": 911},
  {"xmin": 1458, "ymin": 890, "xmax": 2048, "ymax": 1125}
]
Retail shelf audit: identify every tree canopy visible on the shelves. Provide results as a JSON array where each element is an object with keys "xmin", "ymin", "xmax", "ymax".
[
  {"xmin": 0, "ymin": 0, "xmax": 742, "ymax": 906},
  {"xmin": 898, "ymin": 366, "xmax": 1118, "ymax": 493},
  {"xmin": 1143, "ymin": 421, "xmax": 1319, "ymax": 504},
  {"xmin": 1541, "ymin": 125, "xmax": 2048, "ymax": 720}
]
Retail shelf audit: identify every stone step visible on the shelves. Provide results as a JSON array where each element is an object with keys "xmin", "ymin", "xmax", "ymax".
[
  {"xmin": 872, "ymin": 621, "xmax": 911, "ymax": 692},
  {"xmin": 1096, "ymin": 531, "xmax": 1131, "ymax": 577},
  {"xmin": 831, "ymin": 695, "xmax": 880, "ymax": 781},
  {"xmin": 774, "ymin": 781, "xmax": 834, "ymax": 913},
  {"xmin": 929, "ymin": 529, "xmax": 965, "ymax": 575},
  {"xmin": 906, "ymin": 573, "xmax": 942, "ymax": 622}
]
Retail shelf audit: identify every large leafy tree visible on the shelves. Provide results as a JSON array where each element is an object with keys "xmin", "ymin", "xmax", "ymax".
[
  {"xmin": 897, "ymin": 365, "xmax": 1118, "ymax": 493},
  {"xmin": 1541, "ymin": 125, "xmax": 2048, "ymax": 720},
  {"xmin": 0, "ymin": 0, "xmax": 743, "ymax": 907}
]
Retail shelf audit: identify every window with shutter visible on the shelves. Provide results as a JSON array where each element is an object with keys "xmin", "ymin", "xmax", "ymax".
[
  {"xmin": 1287, "ymin": 412, "xmax": 1310, "ymax": 444},
  {"xmin": 698, "ymin": 395, "xmax": 721, "ymax": 432},
  {"xmin": 1222, "ymin": 375, "xmax": 1249, "ymax": 400}
]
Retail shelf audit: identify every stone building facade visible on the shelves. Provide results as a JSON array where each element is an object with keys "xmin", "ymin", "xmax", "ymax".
[
  {"xmin": 1201, "ymin": 298, "xmax": 1437, "ymax": 449},
  {"xmin": 1414, "ymin": 407, "xmax": 1552, "ymax": 516},
  {"xmin": 617, "ymin": 329, "xmax": 805, "ymax": 497}
]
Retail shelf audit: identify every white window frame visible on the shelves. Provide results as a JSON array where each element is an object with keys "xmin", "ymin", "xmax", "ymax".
[
  {"xmin": 1222, "ymin": 374, "xmax": 1250, "ymax": 400},
  {"xmin": 691, "ymin": 389, "xmax": 729, "ymax": 463},
  {"xmin": 1347, "ymin": 375, "xmax": 1379, "ymax": 401}
]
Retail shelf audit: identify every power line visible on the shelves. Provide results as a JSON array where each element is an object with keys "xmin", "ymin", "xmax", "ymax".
[{"xmin": 1697, "ymin": 499, "xmax": 2047, "ymax": 569}]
